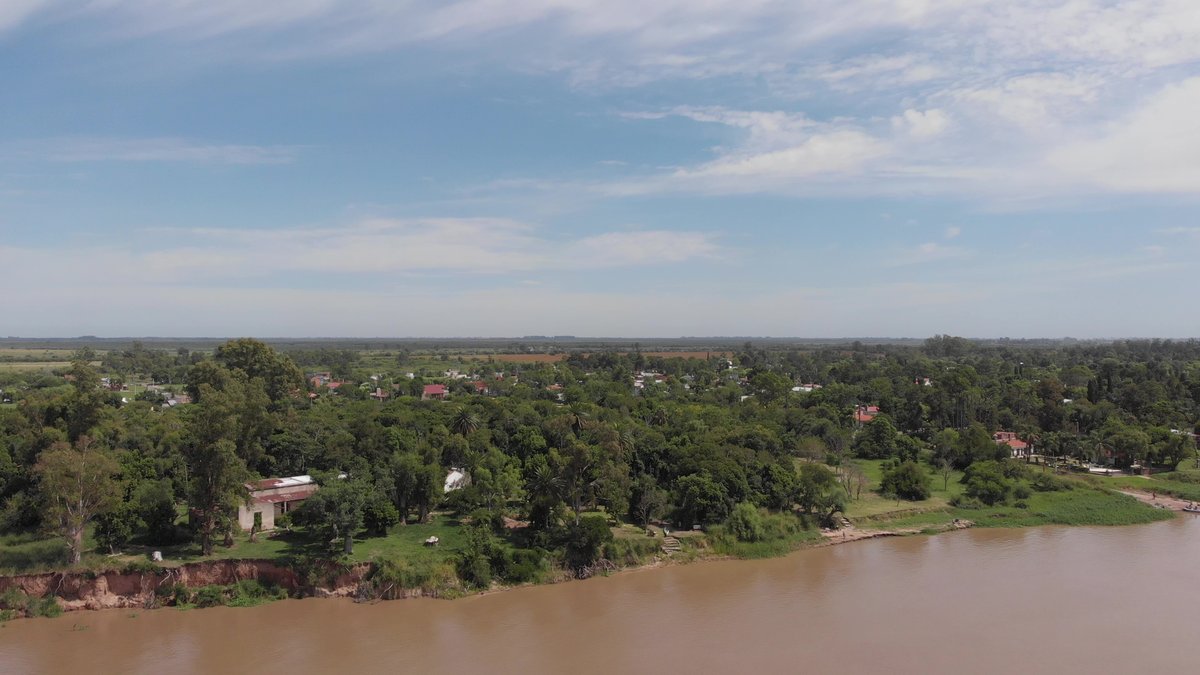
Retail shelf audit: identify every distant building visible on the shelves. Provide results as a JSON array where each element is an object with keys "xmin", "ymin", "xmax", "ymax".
[
  {"xmin": 422, "ymin": 384, "xmax": 447, "ymax": 400},
  {"xmin": 238, "ymin": 475, "xmax": 319, "ymax": 531},
  {"xmin": 994, "ymin": 431, "xmax": 1031, "ymax": 458},
  {"xmin": 854, "ymin": 405, "xmax": 880, "ymax": 424}
]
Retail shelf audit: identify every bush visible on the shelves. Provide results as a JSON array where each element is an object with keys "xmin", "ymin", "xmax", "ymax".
[
  {"xmin": 963, "ymin": 461, "xmax": 1012, "ymax": 506},
  {"xmin": 1030, "ymin": 473, "xmax": 1073, "ymax": 492},
  {"xmin": 500, "ymin": 549, "xmax": 548, "ymax": 584},
  {"xmin": 725, "ymin": 502, "xmax": 765, "ymax": 542},
  {"xmin": 370, "ymin": 557, "xmax": 460, "ymax": 598},
  {"xmin": 1013, "ymin": 484, "xmax": 1032, "ymax": 500},
  {"xmin": 134, "ymin": 479, "xmax": 180, "ymax": 544},
  {"xmin": 94, "ymin": 504, "xmax": 135, "ymax": 554},
  {"xmin": 193, "ymin": 585, "xmax": 226, "ymax": 608},
  {"xmin": 602, "ymin": 538, "xmax": 659, "ymax": 567},
  {"xmin": 949, "ymin": 495, "xmax": 985, "ymax": 509},
  {"xmin": 563, "ymin": 516, "xmax": 614, "ymax": 571},
  {"xmin": 880, "ymin": 461, "xmax": 932, "ymax": 501},
  {"xmin": 226, "ymin": 580, "xmax": 287, "ymax": 607}
]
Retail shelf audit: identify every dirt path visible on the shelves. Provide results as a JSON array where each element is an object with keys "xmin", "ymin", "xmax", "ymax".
[
  {"xmin": 1118, "ymin": 489, "xmax": 1197, "ymax": 512},
  {"xmin": 819, "ymin": 519, "xmax": 973, "ymax": 546}
]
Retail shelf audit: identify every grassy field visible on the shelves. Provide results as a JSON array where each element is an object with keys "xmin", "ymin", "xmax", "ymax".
[
  {"xmin": 840, "ymin": 459, "xmax": 1174, "ymax": 532},
  {"xmin": 1090, "ymin": 471, "xmax": 1200, "ymax": 502},
  {"xmin": 0, "ymin": 361, "xmax": 73, "ymax": 372},
  {"xmin": 842, "ymin": 459, "xmax": 965, "ymax": 520},
  {"xmin": 0, "ymin": 348, "xmax": 82, "ymax": 360},
  {"xmin": 0, "ymin": 514, "xmax": 473, "ymax": 575}
]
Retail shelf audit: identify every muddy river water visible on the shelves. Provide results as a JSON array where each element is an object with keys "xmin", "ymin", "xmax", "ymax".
[{"xmin": 3, "ymin": 517, "xmax": 1200, "ymax": 674}]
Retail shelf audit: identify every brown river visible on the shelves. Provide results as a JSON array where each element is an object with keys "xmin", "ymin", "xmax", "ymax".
[{"xmin": 4, "ymin": 518, "xmax": 1200, "ymax": 674}]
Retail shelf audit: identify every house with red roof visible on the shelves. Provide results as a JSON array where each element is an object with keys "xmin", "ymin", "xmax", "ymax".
[
  {"xmin": 994, "ymin": 431, "xmax": 1031, "ymax": 458},
  {"xmin": 422, "ymin": 384, "xmax": 447, "ymax": 400},
  {"xmin": 237, "ymin": 475, "xmax": 318, "ymax": 531},
  {"xmin": 854, "ymin": 405, "xmax": 880, "ymax": 424}
]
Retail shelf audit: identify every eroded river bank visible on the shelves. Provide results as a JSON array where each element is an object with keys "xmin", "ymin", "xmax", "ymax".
[{"xmin": 4, "ymin": 517, "xmax": 1200, "ymax": 674}]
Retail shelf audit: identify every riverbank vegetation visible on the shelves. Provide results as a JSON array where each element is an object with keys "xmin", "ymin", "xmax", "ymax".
[{"xmin": 1, "ymin": 336, "xmax": 1196, "ymax": 608}]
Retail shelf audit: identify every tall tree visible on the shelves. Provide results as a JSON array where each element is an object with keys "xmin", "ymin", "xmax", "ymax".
[
  {"xmin": 35, "ymin": 436, "xmax": 121, "ymax": 564},
  {"xmin": 184, "ymin": 384, "xmax": 251, "ymax": 555}
]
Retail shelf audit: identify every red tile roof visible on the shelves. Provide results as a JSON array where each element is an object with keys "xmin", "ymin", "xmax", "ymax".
[{"xmin": 424, "ymin": 384, "xmax": 447, "ymax": 395}]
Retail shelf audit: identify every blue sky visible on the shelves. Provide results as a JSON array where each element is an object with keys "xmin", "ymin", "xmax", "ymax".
[{"xmin": 1, "ymin": 1, "xmax": 1198, "ymax": 338}]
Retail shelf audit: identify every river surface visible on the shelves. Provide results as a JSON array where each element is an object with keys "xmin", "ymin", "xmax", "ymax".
[{"xmin": 4, "ymin": 518, "xmax": 1200, "ymax": 674}]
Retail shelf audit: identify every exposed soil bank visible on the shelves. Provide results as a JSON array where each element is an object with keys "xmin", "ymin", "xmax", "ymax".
[
  {"xmin": 0, "ymin": 559, "xmax": 372, "ymax": 612},
  {"xmin": 0, "ymin": 519, "xmax": 971, "ymax": 617}
]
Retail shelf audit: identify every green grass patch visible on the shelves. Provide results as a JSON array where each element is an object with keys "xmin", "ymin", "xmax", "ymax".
[{"xmin": 867, "ymin": 485, "xmax": 1173, "ymax": 530}]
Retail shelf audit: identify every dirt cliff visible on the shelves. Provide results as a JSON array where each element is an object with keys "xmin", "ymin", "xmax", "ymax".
[{"xmin": 0, "ymin": 559, "xmax": 372, "ymax": 612}]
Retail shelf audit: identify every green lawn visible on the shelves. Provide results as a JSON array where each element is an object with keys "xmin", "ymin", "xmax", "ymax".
[
  {"xmin": 834, "ymin": 459, "xmax": 1173, "ymax": 532},
  {"xmin": 842, "ymin": 459, "xmax": 965, "ymax": 520},
  {"xmin": 1, "ymin": 513, "xmax": 472, "ymax": 575},
  {"xmin": 114, "ymin": 513, "xmax": 470, "ymax": 568},
  {"xmin": 1090, "ymin": 472, "xmax": 1200, "ymax": 502}
]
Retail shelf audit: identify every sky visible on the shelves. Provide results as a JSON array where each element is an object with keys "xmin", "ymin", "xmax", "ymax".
[{"xmin": 1, "ymin": 1, "xmax": 1198, "ymax": 339}]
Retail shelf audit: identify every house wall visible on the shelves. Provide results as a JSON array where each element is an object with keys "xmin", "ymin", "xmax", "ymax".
[{"xmin": 237, "ymin": 502, "xmax": 276, "ymax": 531}]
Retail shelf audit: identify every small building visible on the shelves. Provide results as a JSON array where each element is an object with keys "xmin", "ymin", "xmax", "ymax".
[
  {"xmin": 422, "ymin": 384, "xmax": 448, "ymax": 400},
  {"xmin": 854, "ymin": 405, "xmax": 880, "ymax": 424},
  {"xmin": 238, "ymin": 475, "xmax": 319, "ymax": 531},
  {"xmin": 994, "ymin": 431, "xmax": 1030, "ymax": 458},
  {"xmin": 444, "ymin": 468, "xmax": 469, "ymax": 493}
]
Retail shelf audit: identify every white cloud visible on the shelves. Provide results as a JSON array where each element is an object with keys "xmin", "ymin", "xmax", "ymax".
[
  {"xmin": 1045, "ymin": 77, "xmax": 1200, "ymax": 193},
  {"xmin": 892, "ymin": 108, "xmax": 949, "ymax": 139},
  {"xmin": 5, "ymin": 137, "xmax": 299, "ymax": 164},
  {"xmin": 888, "ymin": 241, "xmax": 971, "ymax": 266},
  {"xmin": 0, "ymin": 219, "xmax": 722, "ymax": 283},
  {"xmin": 0, "ymin": 0, "xmax": 51, "ymax": 33},
  {"xmin": 945, "ymin": 226, "xmax": 961, "ymax": 239}
]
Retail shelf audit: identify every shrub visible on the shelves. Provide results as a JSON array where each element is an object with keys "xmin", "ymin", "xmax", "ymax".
[
  {"xmin": 725, "ymin": 502, "xmax": 765, "ymax": 542},
  {"xmin": 880, "ymin": 461, "xmax": 932, "ymax": 501},
  {"xmin": 193, "ymin": 585, "xmax": 226, "ymax": 608},
  {"xmin": 94, "ymin": 504, "xmax": 135, "ymax": 554},
  {"xmin": 563, "ymin": 516, "xmax": 614, "ymax": 571},
  {"xmin": 949, "ymin": 495, "xmax": 985, "ymax": 509},
  {"xmin": 1030, "ymin": 473, "xmax": 1072, "ymax": 492},
  {"xmin": 963, "ymin": 461, "xmax": 1012, "ymax": 506}
]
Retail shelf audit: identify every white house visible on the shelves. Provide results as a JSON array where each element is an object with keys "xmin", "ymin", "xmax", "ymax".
[{"xmin": 237, "ymin": 475, "xmax": 319, "ymax": 531}]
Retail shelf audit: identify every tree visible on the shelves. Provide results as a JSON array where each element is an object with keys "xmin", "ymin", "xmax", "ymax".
[
  {"xmin": 214, "ymin": 338, "xmax": 304, "ymax": 403},
  {"xmin": 450, "ymin": 408, "xmax": 482, "ymax": 436},
  {"xmin": 629, "ymin": 474, "xmax": 667, "ymax": 526},
  {"xmin": 94, "ymin": 502, "xmax": 135, "ymax": 554},
  {"xmin": 796, "ymin": 462, "xmax": 845, "ymax": 525},
  {"xmin": 134, "ymin": 479, "xmax": 178, "ymax": 544},
  {"xmin": 674, "ymin": 473, "xmax": 730, "ymax": 528},
  {"xmin": 938, "ymin": 459, "xmax": 954, "ymax": 492},
  {"xmin": 563, "ymin": 515, "xmax": 613, "ymax": 571},
  {"xmin": 880, "ymin": 461, "xmax": 931, "ymax": 501},
  {"xmin": 853, "ymin": 416, "xmax": 899, "ymax": 459},
  {"xmin": 362, "ymin": 486, "xmax": 400, "ymax": 536},
  {"xmin": 184, "ymin": 384, "xmax": 251, "ymax": 556},
  {"xmin": 296, "ymin": 478, "xmax": 366, "ymax": 555},
  {"xmin": 963, "ymin": 461, "xmax": 1011, "ymax": 506},
  {"xmin": 726, "ymin": 502, "xmax": 765, "ymax": 542},
  {"xmin": 839, "ymin": 463, "xmax": 869, "ymax": 501},
  {"xmin": 65, "ymin": 361, "xmax": 111, "ymax": 441},
  {"xmin": 35, "ymin": 436, "xmax": 122, "ymax": 564}
]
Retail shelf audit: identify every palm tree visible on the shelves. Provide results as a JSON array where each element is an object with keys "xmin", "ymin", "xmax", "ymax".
[{"xmin": 450, "ymin": 408, "xmax": 481, "ymax": 436}]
